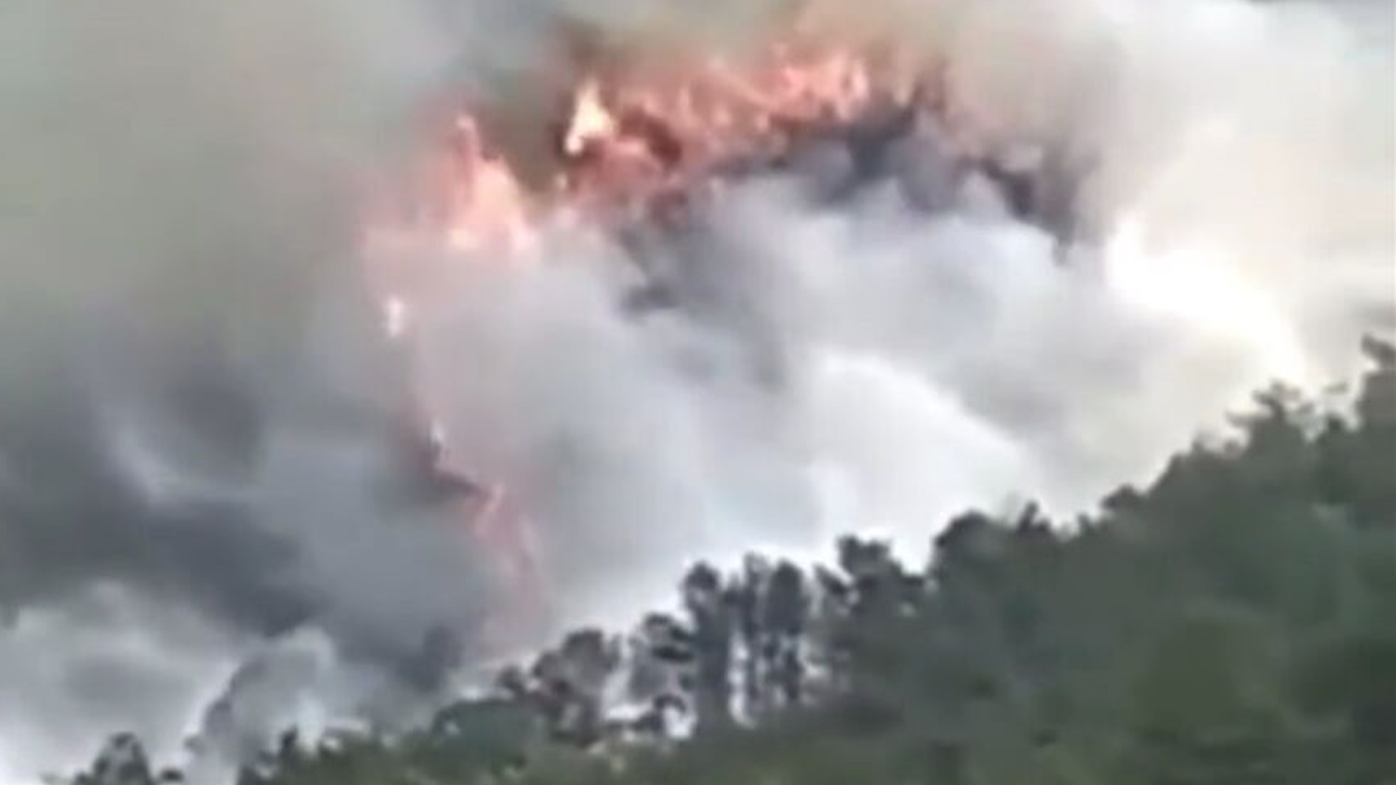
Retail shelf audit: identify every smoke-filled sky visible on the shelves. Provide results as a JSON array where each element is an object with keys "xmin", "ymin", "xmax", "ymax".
[{"xmin": 0, "ymin": 0, "xmax": 1391, "ymax": 781}]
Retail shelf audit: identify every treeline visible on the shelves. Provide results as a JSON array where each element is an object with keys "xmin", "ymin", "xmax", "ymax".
[{"xmin": 68, "ymin": 339, "xmax": 1396, "ymax": 785}]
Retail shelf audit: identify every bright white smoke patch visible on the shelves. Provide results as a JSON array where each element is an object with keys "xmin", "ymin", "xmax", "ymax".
[{"xmin": 402, "ymin": 163, "xmax": 1382, "ymax": 627}]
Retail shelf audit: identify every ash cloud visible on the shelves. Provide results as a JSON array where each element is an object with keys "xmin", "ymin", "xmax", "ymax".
[{"xmin": 1, "ymin": 0, "xmax": 1392, "ymax": 782}]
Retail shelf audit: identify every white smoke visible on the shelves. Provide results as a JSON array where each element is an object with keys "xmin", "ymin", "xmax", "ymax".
[
  {"xmin": 412, "ymin": 0, "xmax": 1390, "ymax": 621},
  {"xmin": 0, "ymin": 0, "xmax": 1391, "ymax": 781},
  {"xmin": 407, "ymin": 159, "xmax": 1373, "ymax": 627}
]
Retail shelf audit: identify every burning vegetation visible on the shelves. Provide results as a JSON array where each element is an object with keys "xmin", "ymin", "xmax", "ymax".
[
  {"xmin": 355, "ymin": 20, "xmax": 1088, "ymax": 646},
  {"xmin": 361, "ymin": 16, "xmax": 1042, "ymax": 260},
  {"xmin": 6, "ymin": 0, "xmax": 1392, "ymax": 779},
  {"xmin": 356, "ymin": 19, "xmax": 1086, "ymax": 632}
]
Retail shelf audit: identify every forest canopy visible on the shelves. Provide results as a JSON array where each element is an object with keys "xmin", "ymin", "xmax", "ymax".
[{"xmin": 65, "ymin": 339, "xmax": 1396, "ymax": 785}]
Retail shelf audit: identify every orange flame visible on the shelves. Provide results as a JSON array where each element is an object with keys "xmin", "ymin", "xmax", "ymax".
[
  {"xmin": 370, "ymin": 32, "xmax": 923, "ymax": 262},
  {"xmin": 360, "ymin": 28, "xmax": 930, "ymax": 642}
]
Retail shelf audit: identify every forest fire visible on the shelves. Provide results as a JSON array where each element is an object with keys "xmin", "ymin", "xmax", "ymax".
[
  {"xmin": 370, "ymin": 32, "xmax": 925, "ymax": 261},
  {"xmin": 360, "ymin": 31, "xmax": 933, "ymax": 634},
  {"xmin": 9, "ymin": 0, "xmax": 1391, "ymax": 778}
]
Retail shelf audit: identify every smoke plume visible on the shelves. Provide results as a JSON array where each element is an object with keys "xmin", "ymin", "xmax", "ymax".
[{"xmin": 0, "ymin": 0, "xmax": 1390, "ymax": 781}]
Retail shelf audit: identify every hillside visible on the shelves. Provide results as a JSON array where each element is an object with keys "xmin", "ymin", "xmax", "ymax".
[{"xmin": 68, "ymin": 340, "xmax": 1396, "ymax": 785}]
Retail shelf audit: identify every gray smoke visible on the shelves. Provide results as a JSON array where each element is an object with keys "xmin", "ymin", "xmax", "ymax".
[
  {"xmin": 1, "ymin": 0, "xmax": 1391, "ymax": 781},
  {"xmin": 0, "ymin": 0, "xmax": 493, "ymax": 778}
]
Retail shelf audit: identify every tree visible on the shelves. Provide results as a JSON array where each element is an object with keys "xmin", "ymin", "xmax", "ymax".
[{"xmin": 62, "ymin": 345, "xmax": 1396, "ymax": 785}]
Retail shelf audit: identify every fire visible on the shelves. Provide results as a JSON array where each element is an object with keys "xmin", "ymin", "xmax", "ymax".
[
  {"xmin": 360, "ymin": 26, "xmax": 931, "ymax": 642},
  {"xmin": 563, "ymin": 79, "xmax": 617, "ymax": 157},
  {"xmin": 440, "ymin": 116, "xmax": 535, "ymax": 255},
  {"xmin": 370, "ymin": 31, "xmax": 924, "ymax": 261},
  {"xmin": 553, "ymin": 42, "xmax": 906, "ymax": 212}
]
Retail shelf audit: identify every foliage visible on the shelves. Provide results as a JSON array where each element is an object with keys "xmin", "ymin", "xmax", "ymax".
[{"xmin": 67, "ymin": 340, "xmax": 1396, "ymax": 784}]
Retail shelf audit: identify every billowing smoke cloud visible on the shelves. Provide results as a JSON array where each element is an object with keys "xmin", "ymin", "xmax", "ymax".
[
  {"xmin": 0, "ymin": 0, "xmax": 1391, "ymax": 781},
  {"xmin": 402, "ymin": 0, "xmax": 1393, "ymax": 623},
  {"xmin": 0, "ymin": 0, "xmax": 494, "ymax": 777}
]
